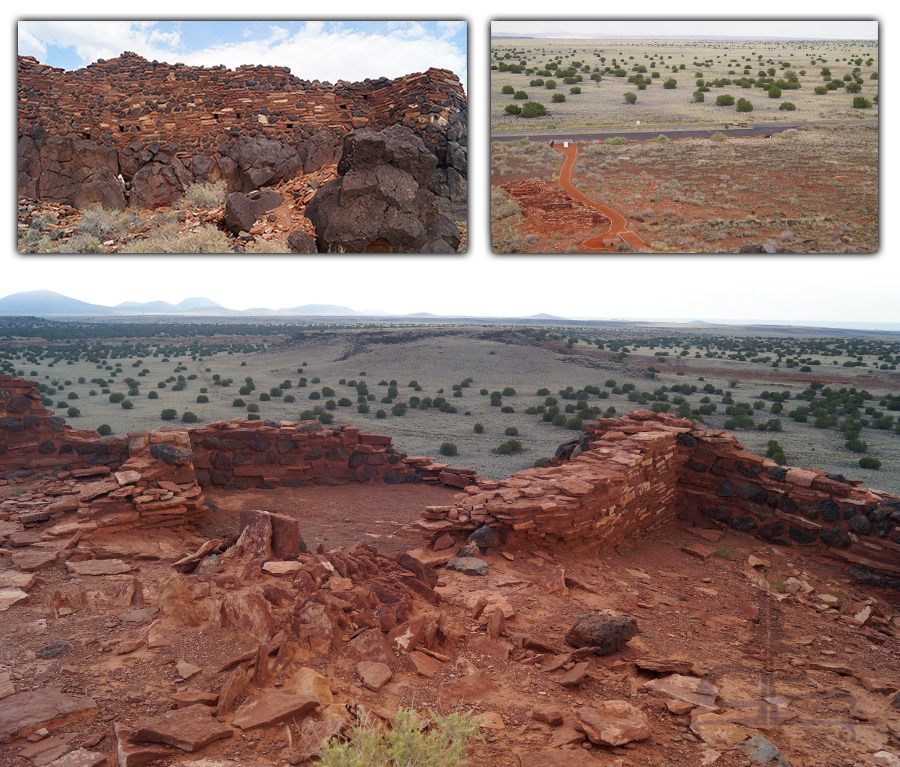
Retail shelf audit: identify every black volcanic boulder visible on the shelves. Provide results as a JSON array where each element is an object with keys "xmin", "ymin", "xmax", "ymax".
[
  {"xmin": 223, "ymin": 189, "xmax": 284, "ymax": 234},
  {"xmin": 305, "ymin": 126, "xmax": 461, "ymax": 253},
  {"xmin": 298, "ymin": 130, "xmax": 341, "ymax": 174},
  {"xmin": 228, "ymin": 137, "xmax": 301, "ymax": 192}
]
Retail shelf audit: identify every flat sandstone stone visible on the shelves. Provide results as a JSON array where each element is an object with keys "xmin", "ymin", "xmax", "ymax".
[
  {"xmin": 232, "ymin": 692, "xmax": 319, "ymax": 731},
  {"xmin": 127, "ymin": 704, "xmax": 232, "ymax": 751},
  {"xmin": 575, "ymin": 702, "xmax": 651, "ymax": 746},
  {"xmin": 0, "ymin": 687, "xmax": 98, "ymax": 742},
  {"xmin": 65, "ymin": 560, "xmax": 132, "ymax": 576}
]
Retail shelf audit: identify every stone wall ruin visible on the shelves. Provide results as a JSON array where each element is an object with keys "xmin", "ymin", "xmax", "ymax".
[{"xmin": 17, "ymin": 52, "xmax": 467, "ymax": 211}]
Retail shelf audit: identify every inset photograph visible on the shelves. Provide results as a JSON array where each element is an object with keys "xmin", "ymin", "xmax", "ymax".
[
  {"xmin": 18, "ymin": 21, "xmax": 467, "ymax": 253},
  {"xmin": 491, "ymin": 20, "xmax": 877, "ymax": 253}
]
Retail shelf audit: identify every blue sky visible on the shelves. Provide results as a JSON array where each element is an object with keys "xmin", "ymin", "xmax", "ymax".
[{"xmin": 17, "ymin": 20, "xmax": 467, "ymax": 91}]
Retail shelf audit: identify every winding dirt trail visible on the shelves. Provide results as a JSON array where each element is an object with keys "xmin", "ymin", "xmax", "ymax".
[{"xmin": 554, "ymin": 142, "xmax": 649, "ymax": 252}]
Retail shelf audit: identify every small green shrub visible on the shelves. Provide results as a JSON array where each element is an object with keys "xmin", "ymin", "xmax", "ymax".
[
  {"xmin": 779, "ymin": 101, "xmax": 796, "ymax": 110},
  {"xmin": 736, "ymin": 98, "xmax": 753, "ymax": 112},
  {"xmin": 552, "ymin": 92, "xmax": 565, "ymax": 103},
  {"xmin": 439, "ymin": 442, "xmax": 458, "ymax": 457},
  {"xmin": 182, "ymin": 180, "xmax": 226, "ymax": 208},
  {"xmin": 716, "ymin": 94, "xmax": 735, "ymax": 106},
  {"xmin": 504, "ymin": 426, "xmax": 519, "ymax": 436},
  {"xmin": 513, "ymin": 90, "xmax": 529, "ymax": 100},
  {"xmin": 623, "ymin": 92, "xmax": 637, "ymax": 104},
  {"xmin": 853, "ymin": 96, "xmax": 872, "ymax": 109},
  {"xmin": 663, "ymin": 78, "xmax": 677, "ymax": 89},
  {"xmin": 497, "ymin": 439, "xmax": 523, "ymax": 454},
  {"xmin": 67, "ymin": 407, "xmax": 80, "ymax": 417},
  {"xmin": 505, "ymin": 104, "xmax": 521, "ymax": 115},
  {"xmin": 160, "ymin": 408, "xmax": 177, "ymax": 420},
  {"xmin": 196, "ymin": 394, "xmax": 209, "ymax": 403},
  {"xmin": 247, "ymin": 403, "xmax": 260, "ymax": 413},
  {"xmin": 606, "ymin": 136, "xmax": 628, "ymax": 145},
  {"xmin": 859, "ymin": 457, "xmax": 882, "ymax": 469},
  {"xmin": 181, "ymin": 411, "xmax": 198, "ymax": 423},
  {"xmin": 521, "ymin": 101, "xmax": 547, "ymax": 118},
  {"xmin": 501, "ymin": 85, "xmax": 514, "ymax": 94},
  {"xmin": 474, "ymin": 423, "xmax": 484, "ymax": 434}
]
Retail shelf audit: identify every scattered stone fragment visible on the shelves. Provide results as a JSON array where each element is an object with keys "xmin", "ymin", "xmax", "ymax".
[
  {"xmin": 666, "ymin": 700, "xmax": 696, "ymax": 715},
  {"xmin": 408, "ymin": 651, "xmax": 443, "ymax": 678},
  {"xmin": 11, "ymin": 550, "xmax": 58, "ymax": 572},
  {"xmin": 479, "ymin": 712, "xmax": 505, "ymax": 730},
  {"xmin": 37, "ymin": 641, "xmax": 73, "ymax": 659},
  {"xmin": 232, "ymin": 691, "xmax": 319, "ymax": 731},
  {"xmin": 157, "ymin": 575, "xmax": 200, "ymax": 626},
  {"xmin": 0, "ymin": 570, "xmax": 37, "ymax": 591},
  {"xmin": 564, "ymin": 613, "xmax": 638, "ymax": 653},
  {"xmin": 114, "ymin": 723, "xmax": 173, "ymax": 767},
  {"xmin": 19, "ymin": 732, "xmax": 77, "ymax": 764},
  {"xmin": 446, "ymin": 556, "xmax": 488, "ymax": 576},
  {"xmin": 0, "ymin": 672, "xmax": 14, "ymax": 702},
  {"xmin": 65, "ymin": 560, "xmax": 131, "ymax": 576},
  {"xmin": 0, "ymin": 587, "xmax": 29, "ymax": 611},
  {"xmin": 172, "ymin": 692, "xmax": 218, "ymax": 709},
  {"xmin": 0, "ymin": 687, "xmax": 98, "ymax": 742},
  {"xmin": 559, "ymin": 662, "xmax": 590, "ymax": 687},
  {"xmin": 469, "ymin": 637, "xmax": 512, "ymax": 661},
  {"xmin": 518, "ymin": 751, "xmax": 602, "ymax": 767},
  {"xmin": 127, "ymin": 704, "xmax": 232, "ymax": 751},
  {"xmin": 176, "ymin": 661, "xmax": 202, "ymax": 680},
  {"xmin": 437, "ymin": 670, "xmax": 497, "ymax": 706},
  {"xmin": 681, "ymin": 544, "xmax": 717, "ymax": 561},
  {"xmin": 46, "ymin": 749, "xmax": 108, "ymax": 767},
  {"xmin": 575, "ymin": 702, "xmax": 651, "ymax": 746},
  {"xmin": 261, "ymin": 561, "xmax": 303, "ymax": 576},
  {"xmin": 532, "ymin": 704, "xmax": 564, "ymax": 727},
  {"xmin": 690, "ymin": 712, "xmax": 755, "ymax": 747},
  {"xmin": 114, "ymin": 639, "xmax": 144, "ymax": 655},
  {"xmin": 734, "ymin": 734, "xmax": 792, "ymax": 767},
  {"xmin": 549, "ymin": 724, "xmax": 587, "ymax": 749},
  {"xmin": 640, "ymin": 675, "xmax": 719, "ymax": 709},
  {"xmin": 357, "ymin": 662, "xmax": 392, "ymax": 692}
]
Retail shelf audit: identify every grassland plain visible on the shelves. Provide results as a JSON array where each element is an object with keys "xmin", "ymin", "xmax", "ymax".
[
  {"xmin": 5, "ymin": 322, "xmax": 900, "ymax": 495},
  {"xmin": 490, "ymin": 37, "xmax": 879, "ymax": 129},
  {"xmin": 491, "ymin": 124, "xmax": 877, "ymax": 253}
]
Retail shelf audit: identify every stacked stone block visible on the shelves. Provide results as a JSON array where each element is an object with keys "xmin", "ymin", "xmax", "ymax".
[
  {"xmin": 189, "ymin": 419, "xmax": 419, "ymax": 490},
  {"xmin": 417, "ymin": 410, "xmax": 900, "ymax": 578},
  {"xmin": 0, "ymin": 375, "xmax": 123, "ymax": 480}
]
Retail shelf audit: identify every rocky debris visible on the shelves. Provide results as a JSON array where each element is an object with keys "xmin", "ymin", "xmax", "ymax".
[
  {"xmin": 65, "ymin": 559, "xmax": 132, "ymax": 576},
  {"xmin": 564, "ymin": 613, "xmax": 638, "ymax": 653},
  {"xmin": 689, "ymin": 712, "xmax": 756, "ymax": 747},
  {"xmin": 232, "ymin": 691, "xmax": 319, "ymax": 730},
  {"xmin": 575, "ymin": 701, "xmax": 651, "ymax": 746},
  {"xmin": 446, "ymin": 556, "xmax": 488, "ymax": 576},
  {"xmin": 45, "ymin": 749, "xmax": 109, "ymax": 767},
  {"xmin": 641, "ymin": 674, "xmax": 719, "ymax": 709},
  {"xmin": 0, "ymin": 686, "xmax": 98, "ymax": 742},
  {"xmin": 223, "ymin": 189, "xmax": 284, "ymax": 234},
  {"xmin": 286, "ymin": 230, "xmax": 317, "ymax": 253},
  {"xmin": 127, "ymin": 704, "xmax": 232, "ymax": 751},
  {"xmin": 518, "ymin": 751, "xmax": 600, "ymax": 767},
  {"xmin": 36, "ymin": 640, "xmax": 73, "ymax": 659},
  {"xmin": 306, "ymin": 126, "xmax": 461, "ymax": 253},
  {"xmin": 356, "ymin": 661, "xmax": 392, "ymax": 692},
  {"xmin": 437, "ymin": 670, "xmax": 497, "ymax": 706},
  {"xmin": 734, "ymin": 734, "xmax": 792, "ymax": 766},
  {"xmin": 532, "ymin": 704, "xmax": 564, "ymax": 726},
  {"xmin": 0, "ymin": 587, "xmax": 30, "ymax": 610}
]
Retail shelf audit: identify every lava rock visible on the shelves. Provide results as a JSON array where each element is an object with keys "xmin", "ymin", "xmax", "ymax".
[{"xmin": 564, "ymin": 614, "xmax": 638, "ymax": 654}]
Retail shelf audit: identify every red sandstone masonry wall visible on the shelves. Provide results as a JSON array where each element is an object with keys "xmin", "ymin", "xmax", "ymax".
[
  {"xmin": 188, "ymin": 419, "xmax": 419, "ymax": 490},
  {"xmin": 17, "ymin": 53, "xmax": 466, "ymax": 156},
  {"xmin": 0, "ymin": 375, "xmax": 124, "ymax": 479},
  {"xmin": 416, "ymin": 413, "xmax": 694, "ymax": 553},
  {"xmin": 417, "ymin": 410, "xmax": 900, "ymax": 577}
]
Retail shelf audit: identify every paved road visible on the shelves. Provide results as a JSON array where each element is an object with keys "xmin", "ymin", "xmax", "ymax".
[
  {"xmin": 491, "ymin": 118, "xmax": 877, "ymax": 144},
  {"xmin": 553, "ymin": 143, "xmax": 648, "ymax": 252}
]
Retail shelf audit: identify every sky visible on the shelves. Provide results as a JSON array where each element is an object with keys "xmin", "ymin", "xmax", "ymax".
[
  {"xmin": 490, "ymin": 20, "xmax": 879, "ymax": 41},
  {"xmin": 17, "ymin": 21, "xmax": 468, "ymax": 92},
  {"xmin": 7, "ymin": 11, "xmax": 895, "ymax": 328}
]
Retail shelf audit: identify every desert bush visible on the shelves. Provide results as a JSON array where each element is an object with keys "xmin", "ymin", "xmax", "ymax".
[
  {"xmin": 768, "ymin": 86, "xmax": 781, "ymax": 99},
  {"xmin": 67, "ymin": 407, "xmax": 80, "ymax": 417},
  {"xmin": 148, "ymin": 390, "xmax": 158, "ymax": 400},
  {"xmin": 544, "ymin": 79, "xmax": 557, "ymax": 89},
  {"xmin": 181, "ymin": 411, "xmax": 198, "ymax": 423},
  {"xmin": 97, "ymin": 424, "xmax": 112, "ymax": 436},
  {"xmin": 502, "ymin": 387, "xmax": 517, "ymax": 397},
  {"xmin": 552, "ymin": 93, "xmax": 566, "ymax": 103},
  {"xmin": 693, "ymin": 90, "xmax": 704, "ymax": 102},
  {"xmin": 623, "ymin": 92, "xmax": 637, "ymax": 104},
  {"xmin": 474, "ymin": 423, "xmax": 484, "ymax": 434},
  {"xmin": 520, "ymin": 101, "xmax": 548, "ymax": 118},
  {"xmin": 710, "ymin": 132, "xmax": 727, "ymax": 142},
  {"xmin": 160, "ymin": 409, "xmax": 177, "ymax": 421},
  {"xmin": 513, "ymin": 90, "xmax": 529, "ymax": 100},
  {"xmin": 505, "ymin": 104, "xmax": 521, "ymax": 115},
  {"xmin": 79, "ymin": 207, "xmax": 139, "ymax": 237},
  {"xmin": 779, "ymin": 101, "xmax": 796, "ymax": 110},
  {"xmin": 859, "ymin": 457, "xmax": 882, "ymax": 469},
  {"xmin": 316, "ymin": 707, "xmax": 481, "ymax": 767},
  {"xmin": 439, "ymin": 442, "xmax": 458, "ymax": 457},
  {"xmin": 655, "ymin": 134, "xmax": 669, "ymax": 143},
  {"xmin": 853, "ymin": 96, "xmax": 872, "ymax": 109},
  {"xmin": 846, "ymin": 82, "xmax": 861, "ymax": 93},
  {"xmin": 123, "ymin": 225, "xmax": 232, "ymax": 253},
  {"xmin": 814, "ymin": 85, "xmax": 827, "ymax": 95},
  {"xmin": 182, "ymin": 180, "xmax": 226, "ymax": 208},
  {"xmin": 121, "ymin": 400, "xmax": 134, "ymax": 410},
  {"xmin": 736, "ymin": 98, "xmax": 753, "ymax": 112},
  {"xmin": 504, "ymin": 426, "xmax": 519, "ymax": 436},
  {"xmin": 501, "ymin": 85, "xmax": 514, "ymax": 94},
  {"xmin": 845, "ymin": 439, "xmax": 868, "ymax": 453},
  {"xmin": 716, "ymin": 94, "xmax": 735, "ymax": 106},
  {"xmin": 497, "ymin": 439, "xmax": 523, "ymax": 454},
  {"xmin": 247, "ymin": 403, "xmax": 259, "ymax": 413},
  {"xmin": 570, "ymin": 86, "xmax": 581, "ymax": 94},
  {"xmin": 663, "ymin": 78, "xmax": 677, "ymax": 89}
]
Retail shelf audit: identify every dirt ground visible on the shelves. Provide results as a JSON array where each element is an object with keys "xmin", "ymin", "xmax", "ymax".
[{"xmin": 2, "ymin": 477, "xmax": 899, "ymax": 767}]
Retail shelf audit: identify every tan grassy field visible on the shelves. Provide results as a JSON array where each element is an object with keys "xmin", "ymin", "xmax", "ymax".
[
  {"xmin": 491, "ymin": 124, "xmax": 878, "ymax": 253},
  {"xmin": 491, "ymin": 37, "xmax": 879, "ymax": 129},
  {"xmin": 12, "ymin": 324, "xmax": 900, "ymax": 495}
]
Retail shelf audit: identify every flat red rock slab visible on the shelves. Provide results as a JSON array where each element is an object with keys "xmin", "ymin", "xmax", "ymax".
[
  {"xmin": 357, "ymin": 662, "xmax": 392, "ymax": 692},
  {"xmin": 576, "ymin": 702, "xmax": 651, "ymax": 746},
  {"xmin": 437, "ymin": 670, "xmax": 497, "ymax": 706},
  {"xmin": 532, "ymin": 704, "xmax": 564, "ymax": 727},
  {"xmin": 128, "ymin": 704, "xmax": 232, "ymax": 751},
  {"xmin": 518, "ymin": 750, "xmax": 604, "ymax": 767},
  {"xmin": 681, "ymin": 544, "xmax": 717, "ymax": 561},
  {"xmin": 408, "ymin": 651, "xmax": 443, "ymax": 678},
  {"xmin": 469, "ymin": 637, "xmax": 512, "ymax": 661},
  {"xmin": 232, "ymin": 692, "xmax": 319, "ymax": 731},
  {"xmin": 11, "ymin": 550, "xmax": 58, "ymax": 572},
  {"xmin": 46, "ymin": 749, "xmax": 108, "ymax": 767},
  {"xmin": 171, "ymin": 692, "xmax": 218, "ymax": 709},
  {"xmin": 65, "ymin": 560, "xmax": 132, "ymax": 576},
  {"xmin": 0, "ymin": 686, "xmax": 98, "ymax": 742},
  {"xmin": 559, "ymin": 662, "xmax": 590, "ymax": 687}
]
